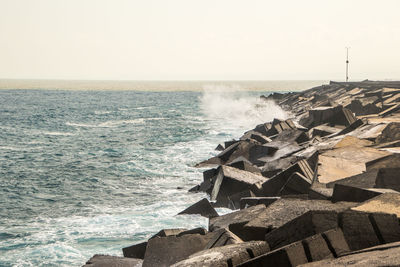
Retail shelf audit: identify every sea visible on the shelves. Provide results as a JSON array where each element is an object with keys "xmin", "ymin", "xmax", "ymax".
[{"xmin": 0, "ymin": 80, "xmax": 324, "ymax": 267}]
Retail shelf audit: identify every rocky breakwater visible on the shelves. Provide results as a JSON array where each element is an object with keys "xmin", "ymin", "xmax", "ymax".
[{"xmin": 83, "ymin": 80, "xmax": 400, "ymax": 267}]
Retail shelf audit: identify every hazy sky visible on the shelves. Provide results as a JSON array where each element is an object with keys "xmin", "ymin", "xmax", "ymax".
[{"xmin": 1, "ymin": 0, "xmax": 399, "ymax": 81}]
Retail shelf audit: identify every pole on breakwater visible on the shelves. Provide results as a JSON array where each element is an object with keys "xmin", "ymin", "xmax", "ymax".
[{"xmin": 345, "ymin": 47, "xmax": 350, "ymax": 82}]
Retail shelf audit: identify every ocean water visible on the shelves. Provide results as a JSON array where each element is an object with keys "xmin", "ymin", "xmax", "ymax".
[{"xmin": 0, "ymin": 82, "xmax": 318, "ymax": 266}]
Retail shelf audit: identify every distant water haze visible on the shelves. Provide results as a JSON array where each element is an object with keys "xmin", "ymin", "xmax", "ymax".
[{"xmin": 0, "ymin": 79, "xmax": 326, "ymax": 91}]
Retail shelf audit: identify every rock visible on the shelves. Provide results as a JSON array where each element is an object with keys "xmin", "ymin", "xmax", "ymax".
[
  {"xmin": 375, "ymin": 122, "xmax": 400, "ymax": 143},
  {"xmin": 306, "ymin": 106, "xmax": 357, "ymax": 128},
  {"xmin": 375, "ymin": 168, "xmax": 400, "ymax": 191},
  {"xmin": 335, "ymin": 118, "xmax": 366, "ymax": 135},
  {"xmin": 210, "ymin": 165, "xmax": 267, "ymax": 207},
  {"xmin": 171, "ymin": 241, "xmax": 270, "ymax": 267},
  {"xmin": 317, "ymin": 146, "xmax": 391, "ymax": 184},
  {"xmin": 326, "ymin": 169, "xmax": 379, "ymax": 189},
  {"xmin": 308, "ymin": 187, "xmax": 333, "ymax": 200},
  {"xmin": 255, "ymin": 141, "xmax": 303, "ymax": 166},
  {"xmin": 254, "ymin": 122, "xmax": 272, "ymax": 136},
  {"xmin": 227, "ymin": 190, "xmax": 255, "ymax": 210},
  {"xmin": 227, "ymin": 156, "xmax": 261, "ymax": 174},
  {"xmin": 239, "ymin": 197, "xmax": 280, "ymax": 209},
  {"xmin": 178, "ymin": 198, "xmax": 218, "ymax": 218},
  {"xmin": 299, "ymin": 241, "xmax": 400, "ymax": 267},
  {"xmin": 273, "ymin": 129, "xmax": 310, "ymax": 144},
  {"xmin": 240, "ymin": 199, "xmax": 355, "ymax": 242},
  {"xmin": 260, "ymin": 156, "xmax": 298, "ymax": 178},
  {"xmin": 379, "ymin": 103, "xmax": 400, "ymax": 117},
  {"xmin": 151, "ymin": 229, "xmax": 188, "ymax": 239},
  {"xmin": 264, "ymin": 210, "xmax": 339, "ymax": 250},
  {"xmin": 209, "ymin": 204, "xmax": 267, "ymax": 232},
  {"xmin": 123, "ymin": 241, "xmax": 147, "ymax": 259},
  {"xmin": 177, "ymin": 228, "xmax": 208, "ymax": 237},
  {"xmin": 366, "ymin": 153, "xmax": 400, "ymax": 170},
  {"xmin": 204, "ymin": 228, "xmax": 243, "ymax": 249},
  {"xmin": 351, "ymin": 192, "xmax": 400, "ymax": 217},
  {"xmin": 333, "ymin": 136, "xmax": 373, "ymax": 148},
  {"xmin": 338, "ymin": 210, "xmax": 400, "ymax": 251},
  {"xmin": 280, "ymin": 172, "xmax": 312, "ymax": 195},
  {"xmin": 83, "ymin": 255, "xmax": 142, "ymax": 267},
  {"xmin": 266, "ymin": 119, "xmax": 296, "ymax": 136},
  {"xmin": 249, "ymin": 132, "xmax": 272, "ymax": 144},
  {"xmin": 215, "ymin": 144, "xmax": 225, "ymax": 151},
  {"xmin": 238, "ymin": 229, "xmax": 349, "ymax": 267},
  {"xmin": 225, "ymin": 139, "xmax": 238, "ymax": 149},
  {"xmin": 311, "ymin": 125, "xmax": 342, "ymax": 137},
  {"xmin": 256, "ymin": 160, "xmax": 314, "ymax": 197},
  {"xmin": 331, "ymin": 184, "xmax": 398, "ymax": 203},
  {"xmin": 142, "ymin": 233, "xmax": 213, "ymax": 267}
]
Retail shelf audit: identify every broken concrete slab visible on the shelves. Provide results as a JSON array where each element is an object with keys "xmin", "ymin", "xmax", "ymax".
[
  {"xmin": 351, "ymin": 193, "xmax": 400, "ymax": 217},
  {"xmin": 257, "ymin": 160, "xmax": 314, "ymax": 197},
  {"xmin": 331, "ymin": 184, "xmax": 398, "ymax": 203},
  {"xmin": 375, "ymin": 168, "xmax": 400, "ymax": 191},
  {"xmin": 171, "ymin": 241, "xmax": 270, "ymax": 267},
  {"xmin": 239, "ymin": 197, "xmax": 280, "ymax": 209},
  {"xmin": 209, "ymin": 204, "xmax": 267, "ymax": 232},
  {"xmin": 211, "ymin": 165, "xmax": 267, "ymax": 207},
  {"xmin": 240, "ymin": 199, "xmax": 355, "ymax": 242},
  {"xmin": 238, "ymin": 228, "xmax": 349, "ymax": 267},
  {"xmin": 326, "ymin": 169, "xmax": 379, "ymax": 189},
  {"xmin": 142, "ymin": 233, "xmax": 213, "ymax": 267},
  {"xmin": 123, "ymin": 241, "xmax": 147, "ymax": 259},
  {"xmin": 299, "ymin": 241, "xmax": 400, "ymax": 267},
  {"xmin": 204, "ymin": 228, "xmax": 243, "ymax": 249},
  {"xmin": 83, "ymin": 255, "xmax": 143, "ymax": 267},
  {"xmin": 177, "ymin": 198, "xmax": 219, "ymax": 218},
  {"xmin": 317, "ymin": 146, "xmax": 391, "ymax": 184}
]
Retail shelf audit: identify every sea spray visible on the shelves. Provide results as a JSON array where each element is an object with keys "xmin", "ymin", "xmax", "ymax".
[{"xmin": 200, "ymin": 84, "xmax": 288, "ymax": 137}]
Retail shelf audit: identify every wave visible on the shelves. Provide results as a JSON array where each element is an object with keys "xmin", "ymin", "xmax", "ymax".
[
  {"xmin": 66, "ymin": 119, "xmax": 146, "ymax": 128},
  {"xmin": 199, "ymin": 84, "xmax": 288, "ymax": 136}
]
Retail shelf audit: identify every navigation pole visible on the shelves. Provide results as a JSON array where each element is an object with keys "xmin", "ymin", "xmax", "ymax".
[{"xmin": 345, "ymin": 47, "xmax": 350, "ymax": 82}]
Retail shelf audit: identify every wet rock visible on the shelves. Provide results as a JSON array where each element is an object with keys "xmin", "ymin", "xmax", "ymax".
[
  {"xmin": 171, "ymin": 241, "xmax": 269, "ymax": 267},
  {"xmin": 210, "ymin": 166, "xmax": 267, "ymax": 207},
  {"xmin": 83, "ymin": 255, "xmax": 143, "ymax": 267},
  {"xmin": 331, "ymin": 184, "xmax": 398, "ymax": 203},
  {"xmin": 178, "ymin": 198, "xmax": 219, "ymax": 218},
  {"xmin": 215, "ymin": 144, "xmax": 225, "ymax": 151}
]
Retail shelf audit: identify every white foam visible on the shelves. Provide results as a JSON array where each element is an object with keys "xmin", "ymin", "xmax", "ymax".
[{"xmin": 200, "ymin": 84, "xmax": 288, "ymax": 137}]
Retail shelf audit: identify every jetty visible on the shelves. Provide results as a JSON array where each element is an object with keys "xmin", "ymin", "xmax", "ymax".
[{"xmin": 83, "ymin": 80, "xmax": 400, "ymax": 267}]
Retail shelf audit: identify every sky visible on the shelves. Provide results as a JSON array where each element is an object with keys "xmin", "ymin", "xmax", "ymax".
[{"xmin": 0, "ymin": 0, "xmax": 399, "ymax": 81}]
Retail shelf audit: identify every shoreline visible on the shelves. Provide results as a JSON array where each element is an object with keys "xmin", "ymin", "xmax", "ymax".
[{"xmin": 83, "ymin": 80, "xmax": 400, "ymax": 267}]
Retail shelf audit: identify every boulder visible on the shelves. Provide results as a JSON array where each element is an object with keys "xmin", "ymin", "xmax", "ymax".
[
  {"xmin": 240, "ymin": 197, "xmax": 280, "ymax": 209},
  {"xmin": 210, "ymin": 166, "xmax": 267, "ymax": 207},
  {"xmin": 83, "ymin": 255, "xmax": 143, "ymax": 267},
  {"xmin": 178, "ymin": 198, "xmax": 219, "ymax": 218},
  {"xmin": 142, "ymin": 233, "xmax": 213, "ymax": 267},
  {"xmin": 331, "ymin": 184, "xmax": 398, "ymax": 203},
  {"xmin": 171, "ymin": 241, "xmax": 270, "ymax": 267}
]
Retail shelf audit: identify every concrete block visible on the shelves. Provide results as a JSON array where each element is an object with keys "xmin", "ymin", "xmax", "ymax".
[
  {"xmin": 240, "ymin": 197, "xmax": 280, "ymax": 209},
  {"xmin": 375, "ymin": 168, "xmax": 400, "ymax": 191},
  {"xmin": 178, "ymin": 198, "xmax": 219, "ymax": 218},
  {"xmin": 83, "ymin": 255, "xmax": 143, "ymax": 267},
  {"xmin": 332, "ymin": 184, "xmax": 398, "ymax": 203}
]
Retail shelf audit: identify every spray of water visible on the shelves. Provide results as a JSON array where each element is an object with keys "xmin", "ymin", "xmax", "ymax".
[{"xmin": 200, "ymin": 84, "xmax": 288, "ymax": 137}]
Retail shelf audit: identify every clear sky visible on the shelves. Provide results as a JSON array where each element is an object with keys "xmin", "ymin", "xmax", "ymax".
[{"xmin": 1, "ymin": 0, "xmax": 399, "ymax": 81}]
